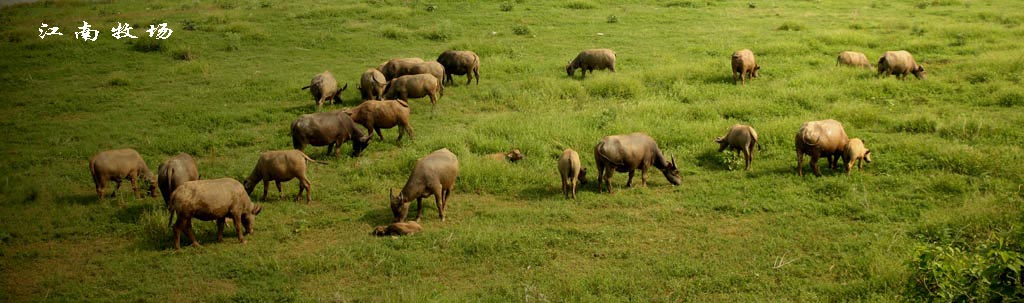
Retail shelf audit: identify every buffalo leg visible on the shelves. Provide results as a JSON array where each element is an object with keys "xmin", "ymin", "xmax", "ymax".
[
  {"xmin": 744, "ymin": 148, "xmax": 752, "ymax": 171},
  {"xmin": 275, "ymin": 181, "xmax": 283, "ymax": 200},
  {"xmin": 173, "ymin": 216, "xmax": 185, "ymax": 250},
  {"xmin": 185, "ymin": 217, "xmax": 200, "ymax": 248},
  {"xmin": 640, "ymin": 167, "xmax": 648, "ymax": 187},
  {"xmin": 433, "ymin": 188, "xmax": 444, "ymax": 221},
  {"xmin": 562, "ymin": 178, "xmax": 569, "ymax": 199},
  {"xmin": 625, "ymin": 170, "xmax": 635, "ymax": 187},
  {"xmin": 298, "ymin": 176, "xmax": 311, "ymax": 203},
  {"xmin": 233, "ymin": 213, "xmax": 245, "ymax": 243},
  {"xmin": 414, "ymin": 197, "xmax": 424, "ymax": 221},
  {"xmin": 797, "ymin": 149, "xmax": 805, "ymax": 177},
  {"xmin": 112, "ymin": 180, "xmax": 122, "ymax": 198},
  {"xmin": 570, "ymin": 177, "xmax": 577, "ymax": 200},
  {"xmin": 130, "ymin": 176, "xmax": 140, "ymax": 198},
  {"xmin": 603, "ymin": 168, "xmax": 615, "ymax": 193},
  {"xmin": 261, "ymin": 180, "xmax": 269, "ymax": 201},
  {"xmin": 216, "ymin": 218, "xmax": 225, "ymax": 242},
  {"xmin": 375, "ymin": 128, "xmax": 384, "ymax": 141},
  {"xmin": 326, "ymin": 143, "xmax": 334, "ymax": 157},
  {"xmin": 429, "ymin": 93, "xmax": 437, "ymax": 113},
  {"xmin": 810, "ymin": 152, "xmax": 823, "ymax": 177},
  {"xmin": 96, "ymin": 177, "xmax": 107, "ymax": 199},
  {"xmin": 441, "ymin": 188, "xmax": 451, "ymax": 214}
]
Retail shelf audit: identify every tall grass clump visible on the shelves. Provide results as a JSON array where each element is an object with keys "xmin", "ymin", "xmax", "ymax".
[
  {"xmin": 564, "ymin": 1, "xmax": 596, "ymax": 9},
  {"xmin": 585, "ymin": 77, "xmax": 643, "ymax": 99}
]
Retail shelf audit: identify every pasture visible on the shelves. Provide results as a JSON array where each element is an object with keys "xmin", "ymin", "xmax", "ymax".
[{"xmin": 1, "ymin": 0, "xmax": 1023, "ymax": 301}]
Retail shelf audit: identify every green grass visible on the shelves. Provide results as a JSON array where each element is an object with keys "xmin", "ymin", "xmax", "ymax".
[{"xmin": 1, "ymin": 0, "xmax": 1023, "ymax": 301}]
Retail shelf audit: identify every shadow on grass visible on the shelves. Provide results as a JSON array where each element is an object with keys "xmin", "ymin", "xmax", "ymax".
[
  {"xmin": 700, "ymin": 73, "xmax": 738, "ymax": 85},
  {"xmin": 515, "ymin": 184, "xmax": 563, "ymax": 200},
  {"xmin": 694, "ymin": 150, "xmax": 729, "ymax": 170}
]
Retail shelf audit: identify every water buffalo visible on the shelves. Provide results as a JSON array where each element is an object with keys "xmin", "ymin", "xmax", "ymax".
[
  {"xmin": 436, "ymin": 50, "xmax": 480, "ymax": 85},
  {"xmin": 390, "ymin": 148, "xmax": 459, "ymax": 222},
  {"xmin": 566, "ymin": 48, "xmax": 616, "ymax": 78},
  {"xmin": 158, "ymin": 153, "xmax": 200, "ymax": 206},
  {"xmin": 291, "ymin": 110, "xmax": 370, "ymax": 157},
  {"xmin": 345, "ymin": 99, "xmax": 414, "ymax": 145},
  {"xmin": 731, "ymin": 49, "xmax": 760, "ymax": 85},
  {"xmin": 795, "ymin": 119, "xmax": 849, "ymax": 177},
  {"xmin": 89, "ymin": 148, "xmax": 158, "ymax": 200},
  {"xmin": 715, "ymin": 124, "xmax": 761, "ymax": 171},
  {"xmin": 594, "ymin": 133, "xmax": 681, "ymax": 193},
  {"xmin": 878, "ymin": 50, "xmax": 926, "ymax": 80},
  {"xmin": 301, "ymin": 71, "xmax": 347, "ymax": 111},
  {"xmin": 359, "ymin": 69, "xmax": 387, "ymax": 101},
  {"xmin": 167, "ymin": 178, "xmax": 262, "ymax": 250}
]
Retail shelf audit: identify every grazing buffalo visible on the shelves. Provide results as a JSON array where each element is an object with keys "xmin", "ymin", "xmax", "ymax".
[{"xmin": 594, "ymin": 133, "xmax": 681, "ymax": 193}]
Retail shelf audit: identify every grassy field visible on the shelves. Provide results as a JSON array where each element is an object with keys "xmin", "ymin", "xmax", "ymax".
[{"xmin": 1, "ymin": 0, "xmax": 1023, "ymax": 301}]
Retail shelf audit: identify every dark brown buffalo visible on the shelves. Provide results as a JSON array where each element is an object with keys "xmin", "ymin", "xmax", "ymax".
[
  {"xmin": 594, "ymin": 133, "xmax": 681, "ymax": 193},
  {"xmin": 290, "ymin": 110, "xmax": 370, "ymax": 157}
]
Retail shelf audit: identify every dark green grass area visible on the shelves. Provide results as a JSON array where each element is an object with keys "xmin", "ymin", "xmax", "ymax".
[{"xmin": 1, "ymin": 0, "xmax": 1022, "ymax": 301}]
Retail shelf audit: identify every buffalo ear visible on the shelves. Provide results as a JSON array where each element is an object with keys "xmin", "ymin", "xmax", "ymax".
[
  {"xmin": 714, "ymin": 137, "xmax": 725, "ymax": 143},
  {"xmin": 865, "ymin": 149, "xmax": 871, "ymax": 156},
  {"xmin": 252, "ymin": 204, "xmax": 263, "ymax": 215},
  {"xmin": 389, "ymin": 188, "xmax": 394, "ymax": 200}
]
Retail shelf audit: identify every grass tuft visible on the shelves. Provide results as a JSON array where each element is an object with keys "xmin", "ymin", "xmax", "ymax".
[
  {"xmin": 564, "ymin": 1, "xmax": 596, "ymax": 9},
  {"xmin": 777, "ymin": 22, "xmax": 806, "ymax": 31}
]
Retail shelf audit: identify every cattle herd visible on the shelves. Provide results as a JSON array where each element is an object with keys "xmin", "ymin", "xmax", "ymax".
[{"xmin": 87, "ymin": 47, "xmax": 912, "ymax": 249}]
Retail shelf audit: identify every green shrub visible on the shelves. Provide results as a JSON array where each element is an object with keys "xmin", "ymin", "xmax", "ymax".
[
  {"xmin": 564, "ymin": 1, "xmax": 596, "ymax": 9},
  {"xmin": 511, "ymin": 24, "xmax": 531, "ymax": 36},
  {"xmin": 586, "ymin": 78, "xmax": 643, "ymax": 99},
  {"xmin": 908, "ymin": 239, "xmax": 1024, "ymax": 301},
  {"xmin": 777, "ymin": 22, "xmax": 805, "ymax": 31},
  {"xmin": 171, "ymin": 47, "xmax": 196, "ymax": 61},
  {"xmin": 500, "ymin": 2, "xmax": 513, "ymax": 11},
  {"xmin": 131, "ymin": 38, "xmax": 163, "ymax": 52},
  {"xmin": 894, "ymin": 116, "xmax": 938, "ymax": 133}
]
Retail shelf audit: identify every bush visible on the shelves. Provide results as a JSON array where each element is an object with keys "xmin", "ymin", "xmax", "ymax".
[
  {"xmin": 908, "ymin": 240, "xmax": 1024, "ymax": 301},
  {"xmin": 500, "ymin": 2, "xmax": 513, "ymax": 11},
  {"xmin": 131, "ymin": 38, "xmax": 163, "ymax": 52},
  {"xmin": 586, "ymin": 78, "xmax": 643, "ymax": 99},
  {"xmin": 777, "ymin": 22, "xmax": 805, "ymax": 31},
  {"xmin": 606, "ymin": 15, "xmax": 618, "ymax": 23},
  {"xmin": 512, "ymin": 25, "xmax": 531, "ymax": 36},
  {"xmin": 564, "ymin": 1, "xmax": 596, "ymax": 9},
  {"xmin": 171, "ymin": 47, "xmax": 196, "ymax": 61},
  {"xmin": 894, "ymin": 116, "xmax": 938, "ymax": 133}
]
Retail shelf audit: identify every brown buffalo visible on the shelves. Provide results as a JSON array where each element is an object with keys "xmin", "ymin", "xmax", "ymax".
[
  {"xmin": 290, "ymin": 110, "xmax": 370, "ymax": 157},
  {"xmin": 167, "ymin": 178, "xmax": 262, "ymax": 250},
  {"xmin": 715, "ymin": 124, "xmax": 762, "ymax": 171},
  {"xmin": 486, "ymin": 149, "xmax": 524, "ymax": 163},
  {"xmin": 837, "ymin": 51, "xmax": 871, "ymax": 68},
  {"xmin": 844, "ymin": 138, "xmax": 872, "ymax": 174},
  {"xmin": 243, "ymin": 150, "xmax": 326, "ymax": 203},
  {"xmin": 345, "ymin": 100, "xmax": 414, "ymax": 144},
  {"xmin": 89, "ymin": 148, "xmax": 157, "ymax": 200},
  {"xmin": 437, "ymin": 50, "xmax": 480, "ymax": 85},
  {"xmin": 372, "ymin": 221, "xmax": 422, "ymax": 236},
  {"xmin": 379, "ymin": 57, "xmax": 425, "ymax": 80},
  {"xmin": 383, "ymin": 74, "xmax": 443, "ymax": 112},
  {"xmin": 566, "ymin": 48, "xmax": 616, "ymax": 78},
  {"xmin": 731, "ymin": 49, "xmax": 760, "ymax": 85},
  {"xmin": 558, "ymin": 148, "xmax": 587, "ymax": 199},
  {"xmin": 301, "ymin": 71, "xmax": 347, "ymax": 110},
  {"xmin": 878, "ymin": 50, "xmax": 926, "ymax": 80},
  {"xmin": 359, "ymin": 69, "xmax": 387, "ymax": 100},
  {"xmin": 594, "ymin": 133, "xmax": 681, "ymax": 193},
  {"xmin": 390, "ymin": 148, "xmax": 459, "ymax": 222},
  {"xmin": 158, "ymin": 153, "xmax": 200, "ymax": 205},
  {"xmin": 795, "ymin": 119, "xmax": 849, "ymax": 177}
]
